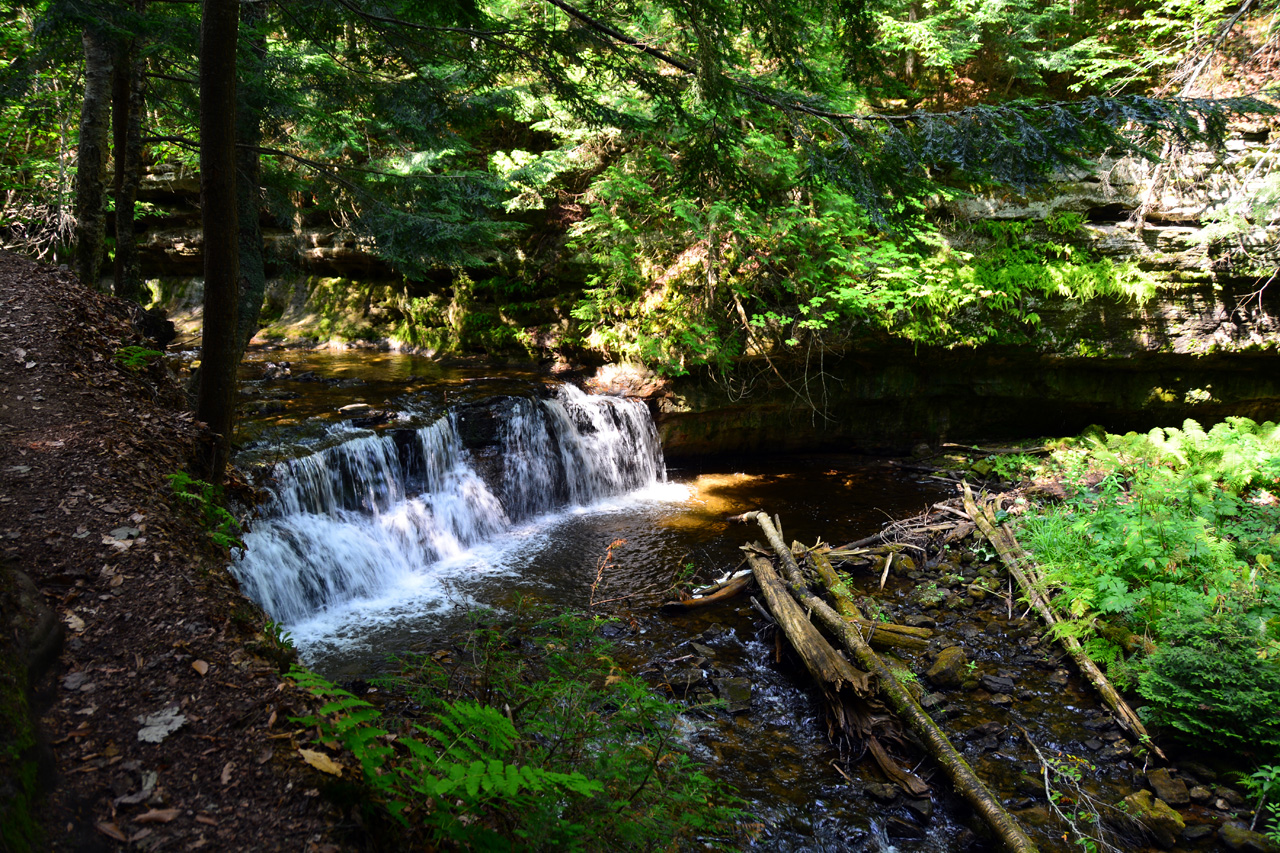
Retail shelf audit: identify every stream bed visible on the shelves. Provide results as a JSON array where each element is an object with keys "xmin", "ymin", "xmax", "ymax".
[{"xmin": 227, "ymin": 346, "xmax": 1244, "ymax": 853}]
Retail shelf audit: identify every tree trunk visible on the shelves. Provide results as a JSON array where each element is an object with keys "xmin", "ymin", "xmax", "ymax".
[
  {"xmin": 235, "ymin": 0, "xmax": 267, "ymax": 352},
  {"xmin": 111, "ymin": 22, "xmax": 145, "ymax": 303},
  {"xmin": 195, "ymin": 0, "xmax": 240, "ymax": 483},
  {"xmin": 743, "ymin": 511, "xmax": 1040, "ymax": 853},
  {"xmin": 804, "ymin": 547, "xmax": 932, "ymax": 652},
  {"xmin": 75, "ymin": 27, "xmax": 113, "ymax": 290}
]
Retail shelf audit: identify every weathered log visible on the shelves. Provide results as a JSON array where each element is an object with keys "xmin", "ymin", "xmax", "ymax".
[
  {"xmin": 960, "ymin": 485, "xmax": 1165, "ymax": 762},
  {"xmin": 744, "ymin": 510, "xmax": 1040, "ymax": 853},
  {"xmin": 659, "ymin": 571, "xmax": 754, "ymax": 612},
  {"xmin": 803, "ymin": 548, "xmax": 931, "ymax": 652}
]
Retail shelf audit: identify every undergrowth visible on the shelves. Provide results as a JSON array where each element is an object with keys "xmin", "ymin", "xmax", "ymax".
[
  {"xmin": 290, "ymin": 607, "xmax": 749, "ymax": 851},
  {"xmin": 1015, "ymin": 417, "xmax": 1280, "ymax": 761}
]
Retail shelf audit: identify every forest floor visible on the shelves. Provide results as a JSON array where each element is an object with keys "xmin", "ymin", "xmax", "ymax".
[{"xmin": 0, "ymin": 250, "xmax": 350, "ymax": 852}]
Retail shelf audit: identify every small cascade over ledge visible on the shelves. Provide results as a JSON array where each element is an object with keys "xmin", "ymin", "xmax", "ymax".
[{"xmin": 234, "ymin": 385, "xmax": 666, "ymax": 624}]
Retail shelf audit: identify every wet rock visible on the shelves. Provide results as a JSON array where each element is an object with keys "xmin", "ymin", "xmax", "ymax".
[
  {"xmin": 864, "ymin": 782, "xmax": 898, "ymax": 802},
  {"xmin": 1048, "ymin": 669, "xmax": 1070, "ymax": 687},
  {"xmin": 261, "ymin": 361, "xmax": 292, "ymax": 380},
  {"xmin": 1097, "ymin": 742, "xmax": 1132, "ymax": 761},
  {"xmin": 990, "ymin": 693, "xmax": 1013, "ymax": 707},
  {"xmin": 885, "ymin": 816, "xmax": 925, "ymax": 840},
  {"xmin": 904, "ymin": 614, "xmax": 936, "ymax": 629},
  {"xmin": 1189, "ymin": 785, "xmax": 1212, "ymax": 803},
  {"xmin": 919, "ymin": 692, "xmax": 946, "ymax": 710},
  {"xmin": 1217, "ymin": 787, "xmax": 1247, "ymax": 807},
  {"xmin": 690, "ymin": 641, "xmax": 716, "ymax": 658},
  {"xmin": 1220, "ymin": 822, "xmax": 1280, "ymax": 853},
  {"xmin": 1122, "ymin": 789, "xmax": 1185, "ymax": 848},
  {"xmin": 667, "ymin": 668, "xmax": 705, "ymax": 697},
  {"xmin": 1182, "ymin": 824, "xmax": 1217, "ymax": 842},
  {"xmin": 1084, "ymin": 738, "xmax": 1103, "ymax": 752},
  {"xmin": 712, "ymin": 677, "xmax": 751, "ymax": 714},
  {"xmin": 968, "ymin": 721, "xmax": 1004, "ymax": 738},
  {"xmin": 979, "ymin": 674, "xmax": 1016, "ymax": 694},
  {"xmin": 1147, "ymin": 768, "xmax": 1190, "ymax": 806},
  {"xmin": 904, "ymin": 798, "xmax": 933, "ymax": 822},
  {"xmin": 351, "ymin": 410, "xmax": 393, "ymax": 428},
  {"xmin": 926, "ymin": 646, "xmax": 968, "ymax": 688},
  {"xmin": 1182, "ymin": 762, "xmax": 1218, "ymax": 783}
]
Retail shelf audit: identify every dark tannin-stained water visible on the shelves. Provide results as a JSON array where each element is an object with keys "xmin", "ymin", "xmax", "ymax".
[{"xmin": 231, "ymin": 348, "xmax": 1136, "ymax": 852}]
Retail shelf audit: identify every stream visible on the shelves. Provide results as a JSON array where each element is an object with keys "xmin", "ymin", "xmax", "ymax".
[{"xmin": 228, "ymin": 347, "xmax": 1191, "ymax": 852}]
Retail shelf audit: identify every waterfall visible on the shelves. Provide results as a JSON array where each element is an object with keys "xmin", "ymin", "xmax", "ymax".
[{"xmin": 233, "ymin": 386, "xmax": 665, "ymax": 624}]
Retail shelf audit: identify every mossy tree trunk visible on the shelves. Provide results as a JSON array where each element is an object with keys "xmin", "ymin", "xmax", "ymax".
[
  {"xmin": 75, "ymin": 26, "xmax": 113, "ymax": 290},
  {"xmin": 111, "ymin": 12, "xmax": 145, "ymax": 303}
]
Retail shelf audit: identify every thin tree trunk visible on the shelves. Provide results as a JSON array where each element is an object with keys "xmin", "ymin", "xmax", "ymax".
[
  {"xmin": 235, "ymin": 0, "xmax": 267, "ymax": 352},
  {"xmin": 111, "ymin": 24, "xmax": 144, "ymax": 302},
  {"xmin": 75, "ymin": 27, "xmax": 113, "ymax": 289},
  {"xmin": 195, "ymin": 0, "xmax": 240, "ymax": 483},
  {"xmin": 743, "ymin": 511, "xmax": 1040, "ymax": 853}
]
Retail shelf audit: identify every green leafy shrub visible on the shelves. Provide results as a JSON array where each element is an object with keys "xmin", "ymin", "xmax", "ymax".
[
  {"xmin": 291, "ymin": 609, "xmax": 748, "ymax": 850},
  {"xmin": 1017, "ymin": 418, "xmax": 1280, "ymax": 759},
  {"xmin": 1138, "ymin": 615, "xmax": 1280, "ymax": 758}
]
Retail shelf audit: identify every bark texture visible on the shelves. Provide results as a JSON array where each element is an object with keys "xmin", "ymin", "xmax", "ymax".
[
  {"xmin": 111, "ymin": 26, "xmax": 145, "ymax": 302},
  {"xmin": 195, "ymin": 0, "xmax": 240, "ymax": 482},
  {"xmin": 75, "ymin": 28, "xmax": 113, "ymax": 289}
]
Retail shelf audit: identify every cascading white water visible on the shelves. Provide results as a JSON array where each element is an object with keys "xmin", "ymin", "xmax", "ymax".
[{"xmin": 233, "ymin": 385, "xmax": 666, "ymax": 625}]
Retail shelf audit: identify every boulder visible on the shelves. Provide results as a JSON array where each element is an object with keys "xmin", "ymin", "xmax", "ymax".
[
  {"xmin": 926, "ymin": 646, "xmax": 968, "ymax": 688},
  {"xmin": 1147, "ymin": 768, "xmax": 1190, "ymax": 806},
  {"xmin": 712, "ymin": 677, "xmax": 752, "ymax": 714},
  {"xmin": 1220, "ymin": 822, "xmax": 1280, "ymax": 853},
  {"xmin": 1122, "ymin": 789, "xmax": 1185, "ymax": 848}
]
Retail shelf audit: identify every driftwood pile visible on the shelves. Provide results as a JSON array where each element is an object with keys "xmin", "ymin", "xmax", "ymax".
[{"xmin": 659, "ymin": 484, "xmax": 1161, "ymax": 853}]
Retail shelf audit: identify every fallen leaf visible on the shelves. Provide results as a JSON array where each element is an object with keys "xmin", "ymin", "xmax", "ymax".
[
  {"xmin": 129, "ymin": 828, "xmax": 153, "ymax": 842},
  {"xmin": 195, "ymin": 815, "xmax": 218, "ymax": 826},
  {"xmin": 135, "ymin": 707, "xmax": 186, "ymax": 743},
  {"xmin": 191, "ymin": 660, "xmax": 209, "ymax": 676},
  {"xmin": 298, "ymin": 748, "xmax": 343, "ymax": 777},
  {"xmin": 63, "ymin": 611, "xmax": 85, "ymax": 633},
  {"xmin": 133, "ymin": 808, "xmax": 180, "ymax": 824},
  {"xmin": 96, "ymin": 822, "xmax": 127, "ymax": 842},
  {"xmin": 220, "ymin": 760, "xmax": 234, "ymax": 784}
]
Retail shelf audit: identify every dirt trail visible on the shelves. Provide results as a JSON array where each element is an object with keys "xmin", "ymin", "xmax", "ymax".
[{"xmin": 0, "ymin": 251, "xmax": 346, "ymax": 852}]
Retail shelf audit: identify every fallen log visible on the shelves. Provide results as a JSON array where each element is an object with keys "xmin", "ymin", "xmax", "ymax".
[
  {"xmin": 802, "ymin": 548, "xmax": 931, "ymax": 653},
  {"xmin": 659, "ymin": 571, "xmax": 754, "ymax": 612},
  {"xmin": 742, "ymin": 510, "xmax": 1039, "ymax": 853},
  {"xmin": 960, "ymin": 485, "xmax": 1165, "ymax": 762},
  {"xmin": 746, "ymin": 554, "xmax": 927, "ymax": 796}
]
